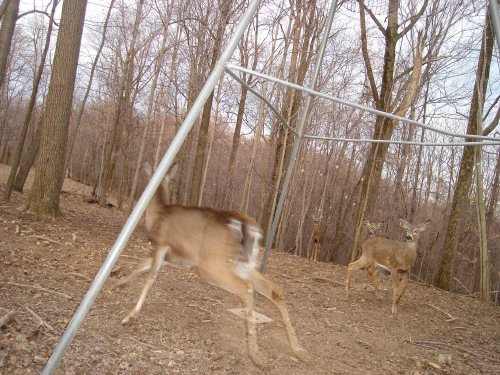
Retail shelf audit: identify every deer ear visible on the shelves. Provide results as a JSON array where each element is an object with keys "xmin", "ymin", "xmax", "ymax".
[
  {"xmin": 399, "ymin": 218, "xmax": 409, "ymax": 228},
  {"xmin": 166, "ymin": 163, "xmax": 178, "ymax": 179},
  {"xmin": 143, "ymin": 162, "xmax": 153, "ymax": 177}
]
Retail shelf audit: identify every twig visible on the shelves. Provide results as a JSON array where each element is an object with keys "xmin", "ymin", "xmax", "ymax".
[
  {"xmin": 1, "ymin": 281, "xmax": 72, "ymax": 300},
  {"xmin": 26, "ymin": 234, "xmax": 65, "ymax": 246},
  {"xmin": 312, "ymin": 277, "xmax": 344, "ymax": 287},
  {"xmin": 453, "ymin": 277, "xmax": 473, "ymax": 296},
  {"xmin": 127, "ymin": 335, "xmax": 158, "ymax": 350},
  {"xmin": 0, "ymin": 310, "xmax": 14, "ymax": 327},
  {"xmin": 426, "ymin": 303, "xmax": 457, "ymax": 322},
  {"xmin": 24, "ymin": 305, "xmax": 56, "ymax": 332},
  {"xmin": 409, "ymin": 339, "xmax": 500, "ymax": 364},
  {"xmin": 69, "ymin": 272, "xmax": 92, "ymax": 282}
]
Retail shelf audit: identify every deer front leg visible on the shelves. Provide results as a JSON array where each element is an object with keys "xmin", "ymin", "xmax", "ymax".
[
  {"xmin": 390, "ymin": 269, "xmax": 399, "ymax": 314},
  {"xmin": 345, "ymin": 257, "xmax": 368, "ymax": 297},
  {"xmin": 395, "ymin": 271, "xmax": 409, "ymax": 305},
  {"xmin": 251, "ymin": 270, "xmax": 309, "ymax": 362},
  {"xmin": 121, "ymin": 246, "xmax": 169, "ymax": 325},
  {"xmin": 367, "ymin": 266, "xmax": 382, "ymax": 300},
  {"xmin": 198, "ymin": 262, "xmax": 264, "ymax": 366}
]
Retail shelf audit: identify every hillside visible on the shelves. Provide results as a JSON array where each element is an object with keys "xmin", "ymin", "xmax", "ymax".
[{"xmin": 0, "ymin": 166, "xmax": 499, "ymax": 374}]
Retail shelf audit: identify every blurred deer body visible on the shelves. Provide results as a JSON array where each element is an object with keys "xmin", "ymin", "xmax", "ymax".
[
  {"xmin": 113, "ymin": 163, "xmax": 307, "ymax": 365},
  {"xmin": 346, "ymin": 218, "xmax": 430, "ymax": 313}
]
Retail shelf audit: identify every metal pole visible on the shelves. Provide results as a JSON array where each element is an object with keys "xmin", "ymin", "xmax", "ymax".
[
  {"xmin": 42, "ymin": 1, "xmax": 262, "ymax": 373},
  {"xmin": 489, "ymin": 0, "xmax": 500, "ymax": 52},
  {"xmin": 261, "ymin": 0, "xmax": 338, "ymax": 271},
  {"xmin": 226, "ymin": 64, "xmax": 500, "ymax": 143}
]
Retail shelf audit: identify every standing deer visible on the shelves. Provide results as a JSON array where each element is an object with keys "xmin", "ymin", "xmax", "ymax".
[
  {"xmin": 363, "ymin": 219, "xmax": 386, "ymax": 238},
  {"xmin": 309, "ymin": 215, "xmax": 323, "ymax": 262},
  {"xmin": 346, "ymin": 218, "xmax": 430, "ymax": 313},
  {"xmin": 113, "ymin": 163, "xmax": 307, "ymax": 366}
]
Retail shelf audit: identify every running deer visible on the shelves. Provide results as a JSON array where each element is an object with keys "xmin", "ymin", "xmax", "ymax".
[
  {"xmin": 113, "ymin": 163, "xmax": 307, "ymax": 366},
  {"xmin": 309, "ymin": 214, "xmax": 323, "ymax": 262},
  {"xmin": 345, "ymin": 218, "xmax": 430, "ymax": 313}
]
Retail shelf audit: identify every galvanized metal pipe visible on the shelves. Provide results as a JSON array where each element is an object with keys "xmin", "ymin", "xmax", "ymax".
[
  {"xmin": 261, "ymin": 0, "xmax": 339, "ymax": 271},
  {"xmin": 490, "ymin": 0, "xmax": 500, "ymax": 52},
  {"xmin": 226, "ymin": 64, "xmax": 500, "ymax": 144}
]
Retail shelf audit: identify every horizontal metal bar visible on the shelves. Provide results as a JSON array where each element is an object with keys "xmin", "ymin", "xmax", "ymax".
[
  {"xmin": 303, "ymin": 134, "xmax": 500, "ymax": 147},
  {"xmin": 225, "ymin": 63, "xmax": 500, "ymax": 144},
  {"xmin": 224, "ymin": 67, "xmax": 297, "ymax": 136}
]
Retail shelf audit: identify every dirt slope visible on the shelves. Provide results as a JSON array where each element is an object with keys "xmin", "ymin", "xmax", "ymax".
[{"xmin": 0, "ymin": 168, "xmax": 499, "ymax": 374}]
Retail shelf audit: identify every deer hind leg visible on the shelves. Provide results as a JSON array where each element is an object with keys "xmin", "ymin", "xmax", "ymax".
[
  {"xmin": 313, "ymin": 243, "xmax": 320, "ymax": 261},
  {"xmin": 395, "ymin": 271, "xmax": 409, "ymax": 305},
  {"xmin": 390, "ymin": 269, "xmax": 399, "ymax": 314},
  {"xmin": 121, "ymin": 246, "xmax": 170, "ymax": 325},
  {"xmin": 345, "ymin": 256, "xmax": 369, "ymax": 297},
  {"xmin": 250, "ymin": 270, "xmax": 309, "ymax": 362},
  {"xmin": 112, "ymin": 257, "xmax": 153, "ymax": 289},
  {"xmin": 366, "ymin": 266, "xmax": 382, "ymax": 300},
  {"xmin": 197, "ymin": 262, "xmax": 263, "ymax": 366}
]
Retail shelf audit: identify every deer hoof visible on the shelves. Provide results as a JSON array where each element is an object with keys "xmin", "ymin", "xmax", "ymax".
[
  {"xmin": 249, "ymin": 350, "xmax": 266, "ymax": 368},
  {"xmin": 121, "ymin": 314, "xmax": 136, "ymax": 326},
  {"xmin": 391, "ymin": 305, "xmax": 397, "ymax": 314},
  {"xmin": 293, "ymin": 347, "xmax": 310, "ymax": 362}
]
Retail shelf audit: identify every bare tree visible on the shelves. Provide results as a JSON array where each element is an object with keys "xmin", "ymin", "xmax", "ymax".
[
  {"xmin": 349, "ymin": 0, "xmax": 428, "ymax": 262},
  {"xmin": 435, "ymin": 8, "xmax": 496, "ymax": 295},
  {"xmin": 3, "ymin": 0, "xmax": 59, "ymax": 202},
  {"xmin": 0, "ymin": 0, "xmax": 19, "ymax": 91},
  {"xmin": 22, "ymin": 0, "xmax": 88, "ymax": 217}
]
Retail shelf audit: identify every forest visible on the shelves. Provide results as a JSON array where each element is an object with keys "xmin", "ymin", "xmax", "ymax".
[
  {"xmin": 1, "ymin": 0, "xmax": 500, "ymax": 373},
  {"xmin": 1, "ymin": 0, "xmax": 500, "ymax": 306}
]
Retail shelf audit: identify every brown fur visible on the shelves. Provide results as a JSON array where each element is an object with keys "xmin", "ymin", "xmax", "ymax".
[
  {"xmin": 346, "ymin": 218, "xmax": 430, "ymax": 313},
  {"xmin": 113, "ymin": 163, "xmax": 307, "ymax": 366}
]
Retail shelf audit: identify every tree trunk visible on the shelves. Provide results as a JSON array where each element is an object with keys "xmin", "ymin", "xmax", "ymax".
[
  {"xmin": 189, "ymin": 0, "xmax": 234, "ymax": 206},
  {"xmin": 65, "ymin": 0, "xmax": 116, "ymax": 175},
  {"xmin": 2, "ymin": 0, "xmax": 58, "ymax": 202},
  {"xmin": 435, "ymin": 10, "xmax": 494, "ymax": 290},
  {"xmin": 127, "ymin": 23, "xmax": 170, "ymax": 212},
  {"xmin": 23, "ymin": 0, "xmax": 87, "ymax": 217},
  {"xmin": 350, "ymin": 0, "xmax": 427, "ymax": 262},
  {"xmin": 97, "ymin": 0, "xmax": 143, "ymax": 206},
  {"xmin": 0, "ymin": 0, "xmax": 19, "ymax": 91}
]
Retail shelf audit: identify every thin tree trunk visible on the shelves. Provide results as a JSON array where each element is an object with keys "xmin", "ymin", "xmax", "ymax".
[
  {"xmin": 189, "ymin": 0, "xmax": 234, "ymax": 205},
  {"xmin": 65, "ymin": 0, "xmax": 116, "ymax": 175},
  {"xmin": 435, "ymin": 11, "xmax": 494, "ymax": 290},
  {"xmin": 0, "ymin": 0, "xmax": 19, "ymax": 91},
  {"xmin": 98, "ymin": 0, "xmax": 143, "ymax": 206},
  {"xmin": 127, "ymin": 24, "xmax": 170, "ymax": 212}
]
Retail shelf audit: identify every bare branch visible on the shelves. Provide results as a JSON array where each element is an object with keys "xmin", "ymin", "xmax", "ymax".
[
  {"xmin": 398, "ymin": 0, "xmax": 429, "ymax": 39},
  {"xmin": 358, "ymin": 0, "xmax": 380, "ymax": 105},
  {"xmin": 17, "ymin": 9, "xmax": 60, "ymax": 27}
]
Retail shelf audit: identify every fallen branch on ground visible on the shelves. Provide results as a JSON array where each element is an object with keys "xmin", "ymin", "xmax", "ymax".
[
  {"xmin": 1, "ymin": 281, "xmax": 72, "ymax": 300},
  {"xmin": 26, "ymin": 234, "xmax": 65, "ymax": 246},
  {"xmin": 409, "ymin": 339, "xmax": 500, "ymax": 364},
  {"xmin": 25, "ymin": 305, "xmax": 56, "ymax": 332},
  {"xmin": 312, "ymin": 277, "xmax": 344, "ymax": 287},
  {"xmin": 426, "ymin": 303, "xmax": 457, "ymax": 322}
]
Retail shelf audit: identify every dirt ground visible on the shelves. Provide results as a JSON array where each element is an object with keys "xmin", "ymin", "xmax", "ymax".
[{"xmin": 0, "ymin": 165, "xmax": 499, "ymax": 374}]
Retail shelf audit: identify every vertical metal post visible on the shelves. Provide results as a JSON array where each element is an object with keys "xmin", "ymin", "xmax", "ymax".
[
  {"xmin": 42, "ymin": 1, "xmax": 261, "ymax": 373},
  {"xmin": 260, "ymin": 0, "xmax": 338, "ymax": 271},
  {"xmin": 489, "ymin": 0, "xmax": 500, "ymax": 52}
]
